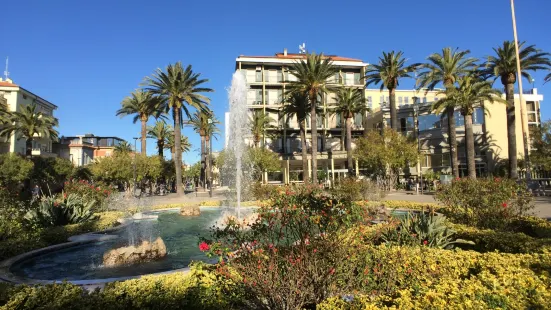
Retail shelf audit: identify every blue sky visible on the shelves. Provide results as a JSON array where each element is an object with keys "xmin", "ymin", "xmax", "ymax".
[{"xmin": 2, "ymin": 0, "xmax": 550, "ymax": 163}]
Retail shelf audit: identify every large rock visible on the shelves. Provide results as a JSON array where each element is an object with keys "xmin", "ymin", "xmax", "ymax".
[
  {"xmin": 180, "ymin": 205, "xmax": 201, "ymax": 216},
  {"xmin": 103, "ymin": 237, "xmax": 167, "ymax": 267}
]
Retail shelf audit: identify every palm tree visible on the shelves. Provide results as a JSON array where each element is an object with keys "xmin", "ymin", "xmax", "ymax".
[
  {"xmin": 332, "ymin": 88, "xmax": 369, "ymax": 175},
  {"xmin": 116, "ymin": 89, "xmax": 164, "ymax": 155},
  {"xmin": 364, "ymin": 51, "xmax": 420, "ymax": 131},
  {"xmin": 484, "ymin": 41, "xmax": 551, "ymax": 178},
  {"xmin": 0, "ymin": 103, "xmax": 58, "ymax": 158},
  {"xmin": 190, "ymin": 110, "xmax": 220, "ymax": 189},
  {"xmin": 282, "ymin": 91, "xmax": 311, "ymax": 183},
  {"xmin": 250, "ymin": 110, "xmax": 275, "ymax": 148},
  {"xmin": 114, "ymin": 141, "xmax": 133, "ymax": 154},
  {"xmin": 147, "ymin": 120, "xmax": 172, "ymax": 157},
  {"xmin": 545, "ymin": 71, "xmax": 551, "ymax": 83},
  {"xmin": 286, "ymin": 52, "xmax": 339, "ymax": 183},
  {"xmin": 164, "ymin": 134, "xmax": 191, "ymax": 160},
  {"xmin": 434, "ymin": 74, "xmax": 505, "ymax": 179},
  {"xmin": 417, "ymin": 47, "xmax": 478, "ymax": 178},
  {"xmin": 144, "ymin": 62, "xmax": 213, "ymax": 194}
]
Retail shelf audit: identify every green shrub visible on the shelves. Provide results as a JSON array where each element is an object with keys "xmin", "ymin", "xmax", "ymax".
[
  {"xmin": 249, "ymin": 182, "xmax": 280, "ymax": 200},
  {"xmin": 24, "ymin": 194, "xmax": 97, "ymax": 227},
  {"xmin": 332, "ymin": 177, "xmax": 386, "ymax": 202},
  {"xmin": 380, "ymin": 213, "xmax": 465, "ymax": 249},
  {"xmin": 435, "ymin": 178, "xmax": 533, "ymax": 230},
  {"xmin": 63, "ymin": 179, "xmax": 112, "ymax": 212},
  {"xmin": 0, "ymin": 154, "xmax": 33, "ymax": 194},
  {"xmin": 510, "ymin": 216, "xmax": 551, "ymax": 238}
]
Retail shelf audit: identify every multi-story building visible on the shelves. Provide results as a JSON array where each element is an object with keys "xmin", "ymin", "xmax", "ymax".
[
  {"xmin": 233, "ymin": 49, "xmax": 368, "ymax": 183},
  {"xmin": 0, "ymin": 78, "xmax": 58, "ymax": 157},
  {"xmin": 53, "ymin": 134, "xmax": 126, "ymax": 166},
  {"xmin": 365, "ymin": 88, "xmax": 544, "ymax": 177}
]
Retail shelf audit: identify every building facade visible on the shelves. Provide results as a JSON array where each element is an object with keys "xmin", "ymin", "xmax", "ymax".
[
  {"xmin": 0, "ymin": 78, "xmax": 58, "ymax": 157},
  {"xmin": 53, "ymin": 134, "xmax": 126, "ymax": 166},
  {"xmin": 234, "ymin": 50, "xmax": 368, "ymax": 183},
  {"xmin": 365, "ymin": 88, "xmax": 543, "ymax": 177},
  {"xmin": 230, "ymin": 50, "xmax": 544, "ymax": 183}
]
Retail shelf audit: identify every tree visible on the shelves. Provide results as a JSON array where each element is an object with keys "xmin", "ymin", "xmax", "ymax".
[
  {"xmin": 147, "ymin": 121, "xmax": 172, "ymax": 158},
  {"xmin": 0, "ymin": 154, "xmax": 33, "ymax": 193},
  {"xmin": 333, "ymin": 87, "xmax": 369, "ymax": 175},
  {"xmin": 164, "ymin": 134, "xmax": 191, "ymax": 160},
  {"xmin": 247, "ymin": 147, "xmax": 280, "ymax": 184},
  {"xmin": 114, "ymin": 141, "xmax": 133, "ymax": 154},
  {"xmin": 116, "ymin": 89, "xmax": 164, "ymax": 155},
  {"xmin": 417, "ymin": 47, "xmax": 478, "ymax": 178},
  {"xmin": 530, "ymin": 120, "xmax": 551, "ymax": 170},
  {"xmin": 0, "ymin": 103, "xmax": 58, "ymax": 158},
  {"xmin": 190, "ymin": 109, "xmax": 219, "ymax": 189},
  {"xmin": 31, "ymin": 157, "xmax": 74, "ymax": 192},
  {"xmin": 286, "ymin": 52, "xmax": 339, "ymax": 183},
  {"xmin": 145, "ymin": 62, "xmax": 213, "ymax": 194},
  {"xmin": 434, "ymin": 75, "xmax": 505, "ymax": 179},
  {"xmin": 281, "ymin": 92, "xmax": 311, "ymax": 183},
  {"xmin": 483, "ymin": 41, "xmax": 551, "ymax": 179},
  {"xmin": 355, "ymin": 128, "xmax": 418, "ymax": 190},
  {"xmin": 364, "ymin": 51, "xmax": 420, "ymax": 131},
  {"xmin": 250, "ymin": 110, "xmax": 275, "ymax": 148},
  {"xmin": 545, "ymin": 71, "xmax": 551, "ymax": 83}
]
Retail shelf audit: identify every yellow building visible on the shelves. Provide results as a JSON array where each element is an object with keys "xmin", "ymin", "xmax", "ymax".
[
  {"xmin": 0, "ymin": 78, "xmax": 58, "ymax": 157},
  {"xmin": 365, "ymin": 87, "xmax": 543, "ymax": 177},
  {"xmin": 233, "ymin": 49, "xmax": 368, "ymax": 183}
]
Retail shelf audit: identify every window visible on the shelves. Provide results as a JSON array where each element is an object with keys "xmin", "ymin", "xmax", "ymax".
[
  {"xmin": 380, "ymin": 96, "xmax": 384, "ymax": 103},
  {"xmin": 473, "ymin": 108, "xmax": 485, "ymax": 125},
  {"xmin": 334, "ymin": 72, "xmax": 340, "ymax": 83},
  {"xmin": 526, "ymin": 101, "xmax": 536, "ymax": 112},
  {"xmin": 354, "ymin": 72, "xmax": 361, "ymax": 85},
  {"xmin": 385, "ymin": 96, "xmax": 389, "ymax": 102},
  {"xmin": 398, "ymin": 96, "xmax": 403, "ymax": 105},
  {"xmin": 336, "ymin": 113, "xmax": 342, "ymax": 128},
  {"xmin": 404, "ymin": 97, "xmax": 409, "ymax": 104},
  {"xmin": 419, "ymin": 114, "xmax": 443, "ymax": 131},
  {"xmin": 255, "ymin": 70, "xmax": 262, "ymax": 82},
  {"xmin": 422, "ymin": 97, "xmax": 427, "ymax": 103},
  {"xmin": 354, "ymin": 113, "xmax": 362, "ymax": 128},
  {"xmin": 265, "ymin": 90, "xmax": 269, "ymax": 105},
  {"xmin": 277, "ymin": 70, "xmax": 283, "ymax": 82},
  {"xmin": 367, "ymin": 96, "xmax": 372, "ymax": 109},
  {"xmin": 255, "ymin": 90, "xmax": 262, "ymax": 104},
  {"xmin": 276, "ymin": 89, "xmax": 283, "ymax": 104}
]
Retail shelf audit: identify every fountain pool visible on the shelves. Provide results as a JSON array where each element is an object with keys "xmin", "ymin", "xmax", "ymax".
[{"xmin": 5, "ymin": 207, "xmax": 255, "ymax": 283}]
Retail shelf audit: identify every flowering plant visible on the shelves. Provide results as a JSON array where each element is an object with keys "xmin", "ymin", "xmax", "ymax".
[{"xmin": 63, "ymin": 179, "xmax": 112, "ymax": 212}]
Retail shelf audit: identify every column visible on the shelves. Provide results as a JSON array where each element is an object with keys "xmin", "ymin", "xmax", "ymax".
[
  {"xmin": 355, "ymin": 159, "xmax": 359, "ymax": 176},
  {"xmin": 331, "ymin": 158, "xmax": 335, "ymax": 183},
  {"xmin": 264, "ymin": 171, "xmax": 268, "ymax": 184},
  {"xmin": 307, "ymin": 159, "xmax": 312, "ymax": 182},
  {"xmin": 286, "ymin": 159, "xmax": 290, "ymax": 184}
]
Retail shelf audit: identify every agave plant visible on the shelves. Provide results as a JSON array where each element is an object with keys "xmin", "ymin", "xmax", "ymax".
[
  {"xmin": 24, "ymin": 194, "xmax": 97, "ymax": 227},
  {"xmin": 381, "ymin": 212, "xmax": 469, "ymax": 249}
]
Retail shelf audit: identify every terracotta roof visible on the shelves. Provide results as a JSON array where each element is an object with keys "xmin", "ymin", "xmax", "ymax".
[
  {"xmin": 240, "ymin": 53, "xmax": 363, "ymax": 62},
  {"xmin": 0, "ymin": 81, "xmax": 18, "ymax": 87}
]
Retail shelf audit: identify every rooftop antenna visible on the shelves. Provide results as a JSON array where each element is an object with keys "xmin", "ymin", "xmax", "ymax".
[
  {"xmin": 299, "ymin": 43, "xmax": 306, "ymax": 54},
  {"xmin": 3, "ymin": 57, "xmax": 9, "ymax": 80}
]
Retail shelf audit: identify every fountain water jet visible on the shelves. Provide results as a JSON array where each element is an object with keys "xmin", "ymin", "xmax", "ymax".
[{"xmin": 226, "ymin": 71, "xmax": 251, "ymax": 218}]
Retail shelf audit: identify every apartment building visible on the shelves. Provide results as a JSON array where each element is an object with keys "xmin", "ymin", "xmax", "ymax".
[
  {"xmin": 0, "ymin": 78, "xmax": 58, "ymax": 157},
  {"xmin": 53, "ymin": 134, "xmax": 126, "ymax": 166},
  {"xmin": 233, "ymin": 50, "xmax": 368, "ymax": 183},
  {"xmin": 365, "ymin": 88, "xmax": 544, "ymax": 177}
]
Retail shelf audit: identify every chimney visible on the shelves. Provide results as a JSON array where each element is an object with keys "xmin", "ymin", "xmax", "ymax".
[
  {"xmin": 283, "ymin": 48, "xmax": 287, "ymax": 56},
  {"xmin": 6, "ymin": 78, "xmax": 13, "ymax": 83}
]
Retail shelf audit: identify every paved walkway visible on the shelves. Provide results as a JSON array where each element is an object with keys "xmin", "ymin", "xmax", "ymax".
[{"xmin": 384, "ymin": 191, "xmax": 551, "ymax": 220}]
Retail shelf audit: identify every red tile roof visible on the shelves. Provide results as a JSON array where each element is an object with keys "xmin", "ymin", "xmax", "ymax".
[
  {"xmin": 0, "ymin": 81, "xmax": 18, "ymax": 87},
  {"xmin": 241, "ymin": 53, "xmax": 363, "ymax": 62}
]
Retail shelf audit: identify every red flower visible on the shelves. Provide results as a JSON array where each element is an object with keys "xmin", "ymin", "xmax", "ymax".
[
  {"xmin": 423, "ymin": 240, "xmax": 428, "ymax": 245},
  {"xmin": 199, "ymin": 241, "xmax": 210, "ymax": 252},
  {"xmin": 455, "ymin": 177, "xmax": 460, "ymax": 181},
  {"xmin": 329, "ymin": 268, "xmax": 335, "ymax": 275},
  {"xmin": 502, "ymin": 203, "xmax": 507, "ymax": 208}
]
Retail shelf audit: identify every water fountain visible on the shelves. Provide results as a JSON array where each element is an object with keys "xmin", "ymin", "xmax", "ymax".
[{"xmin": 225, "ymin": 71, "xmax": 251, "ymax": 218}]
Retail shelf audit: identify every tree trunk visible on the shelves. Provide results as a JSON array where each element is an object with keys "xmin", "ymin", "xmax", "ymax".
[
  {"xmin": 140, "ymin": 117, "xmax": 147, "ymax": 155},
  {"xmin": 157, "ymin": 140, "xmax": 164, "ymax": 158},
  {"xmin": 200, "ymin": 135, "xmax": 206, "ymax": 190},
  {"xmin": 447, "ymin": 107, "xmax": 459, "ymax": 178},
  {"xmin": 310, "ymin": 94, "xmax": 318, "ymax": 184},
  {"xmin": 300, "ymin": 119, "xmax": 309, "ymax": 184},
  {"xmin": 505, "ymin": 83, "xmax": 518, "ymax": 179},
  {"xmin": 389, "ymin": 87, "xmax": 398, "ymax": 131},
  {"xmin": 346, "ymin": 116, "xmax": 353, "ymax": 176},
  {"xmin": 464, "ymin": 112, "xmax": 476, "ymax": 179},
  {"xmin": 173, "ymin": 108, "xmax": 183, "ymax": 194},
  {"xmin": 26, "ymin": 138, "xmax": 32, "ymax": 158}
]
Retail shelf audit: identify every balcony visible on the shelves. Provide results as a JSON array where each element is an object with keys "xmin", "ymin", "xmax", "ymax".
[{"xmin": 32, "ymin": 148, "xmax": 58, "ymax": 158}]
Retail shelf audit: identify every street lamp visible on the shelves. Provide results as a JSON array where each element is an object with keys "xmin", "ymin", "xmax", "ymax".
[{"xmin": 133, "ymin": 137, "xmax": 139, "ymax": 197}]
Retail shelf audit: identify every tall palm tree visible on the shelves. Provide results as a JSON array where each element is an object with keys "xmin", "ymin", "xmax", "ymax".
[
  {"xmin": 484, "ymin": 41, "xmax": 551, "ymax": 178},
  {"xmin": 164, "ymin": 134, "xmax": 191, "ymax": 160},
  {"xmin": 333, "ymin": 87, "xmax": 369, "ymax": 175},
  {"xmin": 282, "ymin": 91, "xmax": 311, "ymax": 183},
  {"xmin": 364, "ymin": 51, "xmax": 420, "ymax": 131},
  {"xmin": 147, "ymin": 120, "xmax": 172, "ymax": 157},
  {"xmin": 417, "ymin": 47, "xmax": 478, "ymax": 178},
  {"xmin": 144, "ymin": 62, "xmax": 213, "ymax": 194},
  {"xmin": 434, "ymin": 74, "xmax": 505, "ymax": 179},
  {"xmin": 250, "ymin": 109, "xmax": 275, "ymax": 148},
  {"xmin": 190, "ymin": 110, "xmax": 220, "ymax": 188},
  {"xmin": 286, "ymin": 52, "xmax": 339, "ymax": 183},
  {"xmin": 545, "ymin": 71, "xmax": 551, "ymax": 83},
  {"xmin": 116, "ymin": 89, "xmax": 164, "ymax": 155},
  {"xmin": 0, "ymin": 103, "xmax": 58, "ymax": 158},
  {"xmin": 114, "ymin": 141, "xmax": 133, "ymax": 154}
]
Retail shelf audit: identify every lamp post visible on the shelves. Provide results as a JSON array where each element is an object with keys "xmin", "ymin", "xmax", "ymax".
[
  {"xmin": 413, "ymin": 96, "xmax": 423, "ymax": 195},
  {"xmin": 133, "ymin": 137, "xmax": 139, "ymax": 197}
]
